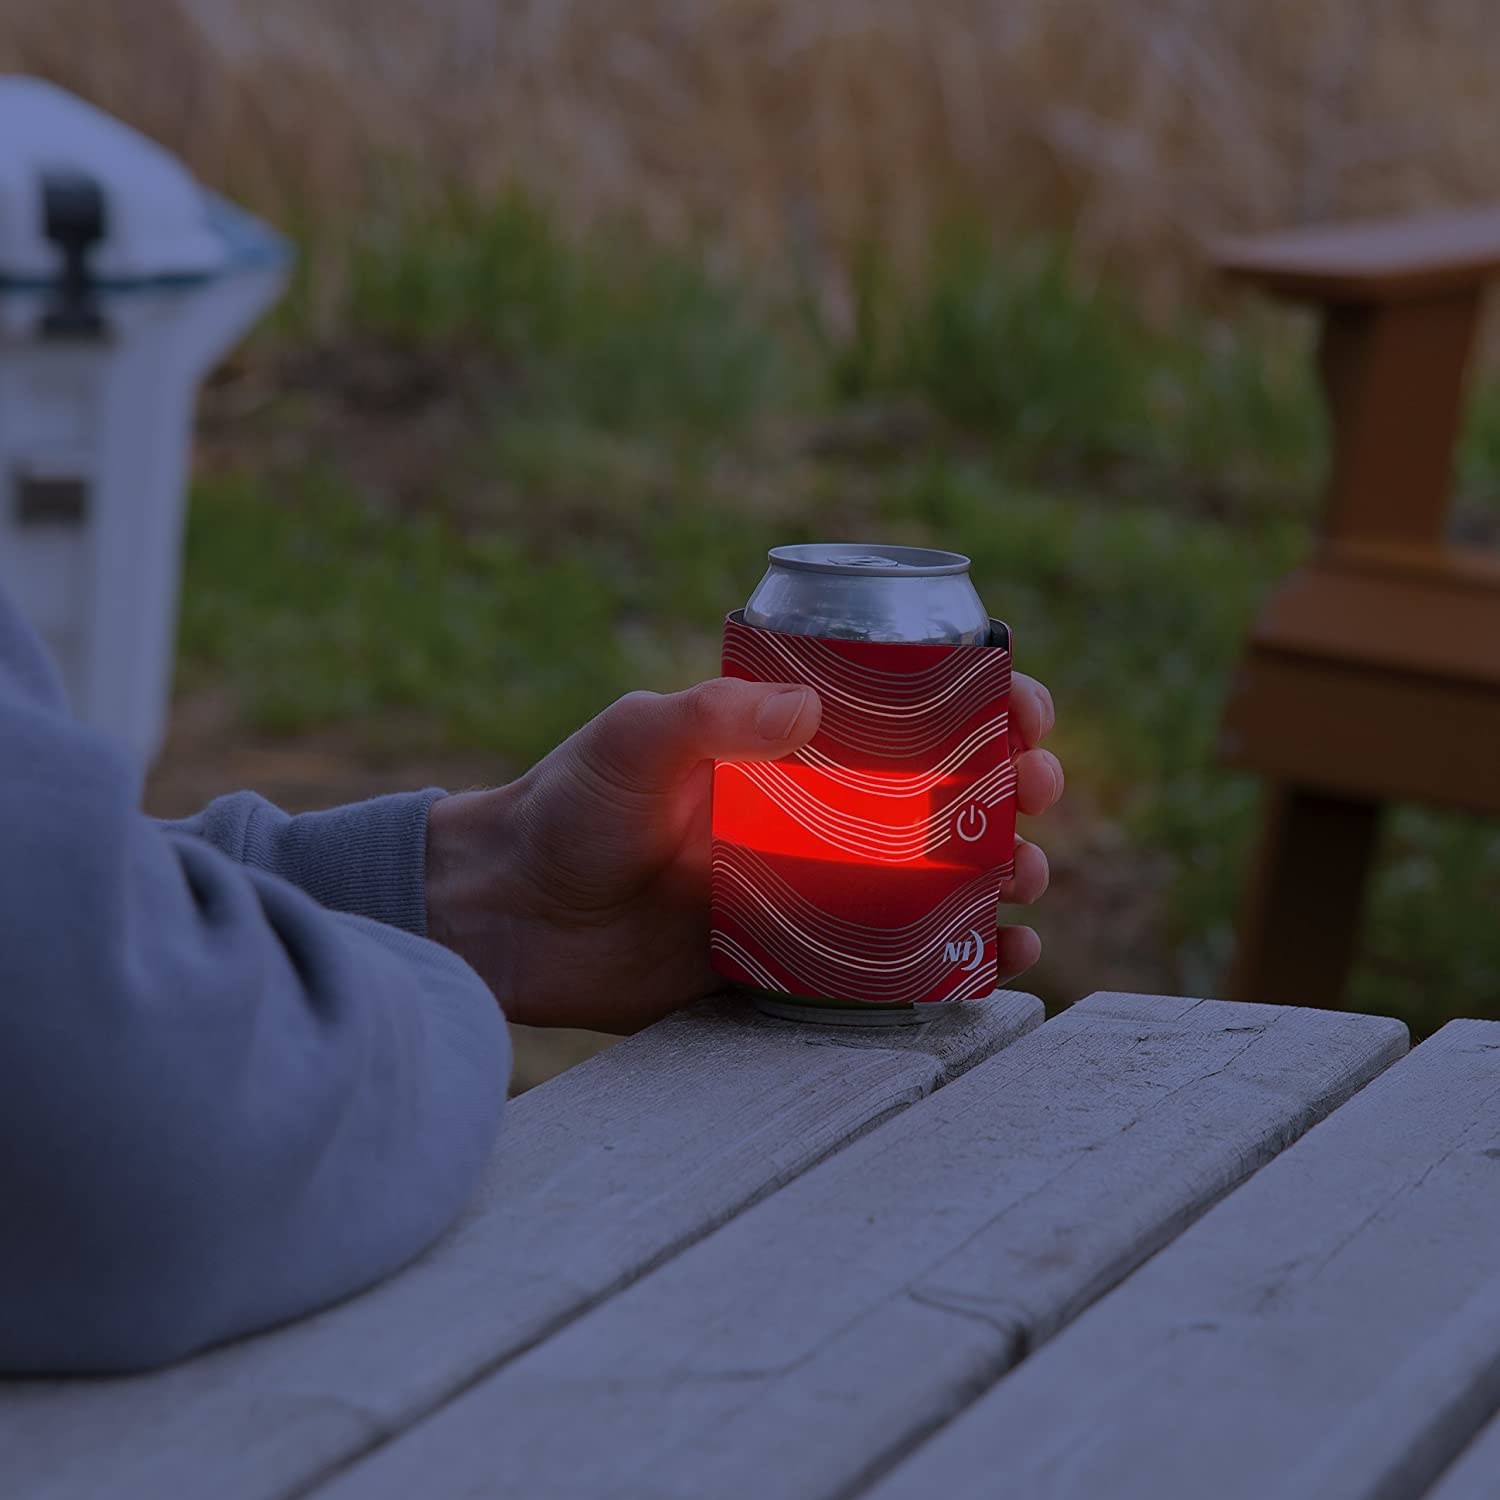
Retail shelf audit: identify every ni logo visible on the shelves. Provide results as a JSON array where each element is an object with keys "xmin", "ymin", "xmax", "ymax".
[{"xmin": 943, "ymin": 929, "xmax": 987, "ymax": 974}]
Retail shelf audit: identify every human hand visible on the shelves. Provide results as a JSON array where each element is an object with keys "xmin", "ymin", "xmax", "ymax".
[{"xmin": 425, "ymin": 675, "xmax": 1062, "ymax": 1032}]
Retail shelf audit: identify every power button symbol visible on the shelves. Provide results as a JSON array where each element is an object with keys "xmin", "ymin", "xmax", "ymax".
[{"xmin": 955, "ymin": 803, "xmax": 988, "ymax": 842}]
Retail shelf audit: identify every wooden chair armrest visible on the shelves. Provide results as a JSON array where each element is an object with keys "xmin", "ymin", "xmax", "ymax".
[{"xmin": 1215, "ymin": 206, "xmax": 1500, "ymax": 304}]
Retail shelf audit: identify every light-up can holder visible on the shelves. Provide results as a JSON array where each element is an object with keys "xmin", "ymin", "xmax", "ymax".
[{"xmin": 711, "ymin": 612, "xmax": 1015, "ymax": 1015}]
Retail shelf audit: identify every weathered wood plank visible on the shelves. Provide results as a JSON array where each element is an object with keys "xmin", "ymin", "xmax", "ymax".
[
  {"xmin": 869, "ymin": 1018, "xmax": 1500, "ymax": 1500},
  {"xmin": 304, "ymin": 993, "xmax": 1406, "ymax": 1500},
  {"xmin": 2, "ymin": 991, "xmax": 1040, "ymax": 1500},
  {"xmin": 1425, "ymin": 1403, "xmax": 1500, "ymax": 1500},
  {"xmin": 1278, "ymin": 1276, "xmax": 1500, "ymax": 1500}
]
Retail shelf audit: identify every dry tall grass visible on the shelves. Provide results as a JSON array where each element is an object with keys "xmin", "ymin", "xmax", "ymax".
[{"xmin": 5, "ymin": 0, "xmax": 1498, "ymax": 320}]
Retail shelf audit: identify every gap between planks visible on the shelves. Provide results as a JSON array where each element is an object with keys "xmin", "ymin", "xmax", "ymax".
[
  {"xmin": 2, "ymin": 991, "xmax": 1041, "ymax": 1500},
  {"xmin": 301, "ymin": 992, "xmax": 1408, "ymax": 1500},
  {"xmin": 869, "ymin": 1017, "xmax": 1500, "ymax": 1500}
]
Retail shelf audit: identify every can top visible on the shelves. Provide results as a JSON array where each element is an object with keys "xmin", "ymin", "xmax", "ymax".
[{"xmin": 768, "ymin": 543, "xmax": 972, "ymax": 578}]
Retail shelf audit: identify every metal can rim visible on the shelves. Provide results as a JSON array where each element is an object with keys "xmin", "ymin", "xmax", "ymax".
[{"xmin": 767, "ymin": 543, "xmax": 973, "ymax": 578}]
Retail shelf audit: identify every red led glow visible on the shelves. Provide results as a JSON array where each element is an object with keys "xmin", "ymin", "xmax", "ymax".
[{"xmin": 710, "ymin": 614, "xmax": 1015, "ymax": 1008}]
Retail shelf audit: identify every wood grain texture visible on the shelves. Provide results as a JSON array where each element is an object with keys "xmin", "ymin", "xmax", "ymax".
[
  {"xmin": 871, "ymin": 1018, "xmax": 1500, "ymax": 1500},
  {"xmin": 1278, "ymin": 1275, "xmax": 1500, "ymax": 1500},
  {"xmin": 1425, "ymin": 1405, "xmax": 1500, "ymax": 1499},
  {"xmin": 304, "ymin": 993, "xmax": 1406, "ymax": 1500},
  {"xmin": 1, "ymin": 991, "xmax": 1040, "ymax": 1500}
]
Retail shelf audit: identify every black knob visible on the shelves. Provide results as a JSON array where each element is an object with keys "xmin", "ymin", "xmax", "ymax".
[{"xmin": 40, "ymin": 168, "xmax": 107, "ymax": 338}]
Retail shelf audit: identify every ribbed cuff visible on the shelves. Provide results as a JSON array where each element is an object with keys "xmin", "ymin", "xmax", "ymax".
[{"xmin": 241, "ymin": 788, "xmax": 447, "ymax": 937}]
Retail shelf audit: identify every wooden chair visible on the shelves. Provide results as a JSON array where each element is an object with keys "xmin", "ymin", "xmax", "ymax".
[{"xmin": 1214, "ymin": 208, "xmax": 1500, "ymax": 1008}]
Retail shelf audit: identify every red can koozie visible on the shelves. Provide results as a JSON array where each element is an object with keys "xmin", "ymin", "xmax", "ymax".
[{"xmin": 711, "ymin": 611, "xmax": 1015, "ymax": 1011}]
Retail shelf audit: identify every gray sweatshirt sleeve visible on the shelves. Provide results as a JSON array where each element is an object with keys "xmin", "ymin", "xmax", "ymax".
[
  {"xmin": 0, "ymin": 596, "xmax": 512, "ymax": 1374},
  {"xmin": 159, "ymin": 789, "xmax": 446, "ymax": 936}
]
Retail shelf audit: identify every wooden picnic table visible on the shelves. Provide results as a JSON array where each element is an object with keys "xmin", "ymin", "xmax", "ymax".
[{"xmin": 8, "ymin": 989, "xmax": 1500, "ymax": 1499}]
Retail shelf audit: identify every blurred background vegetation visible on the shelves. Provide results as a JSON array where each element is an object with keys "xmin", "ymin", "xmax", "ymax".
[{"xmin": 6, "ymin": 0, "xmax": 1498, "ymax": 1078}]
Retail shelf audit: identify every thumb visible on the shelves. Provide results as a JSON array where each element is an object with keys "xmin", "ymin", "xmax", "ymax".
[{"xmin": 577, "ymin": 679, "xmax": 822, "ymax": 793}]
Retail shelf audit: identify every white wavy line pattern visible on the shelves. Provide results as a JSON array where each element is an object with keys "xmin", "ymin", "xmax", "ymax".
[
  {"xmin": 712, "ymin": 877, "xmax": 995, "ymax": 993},
  {"xmin": 719, "ymin": 758, "xmax": 1015, "ymax": 863},
  {"xmin": 713, "ymin": 617, "xmax": 1014, "ymax": 1006},
  {"xmin": 725, "ymin": 630, "xmax": 1006, "ymax": 708},
  {"xmin": 724, "ymin": 623, "xmax": 1011, "ymax": 761},
  {"xmin": 729, "ymin": 619, "xmax": 1005, "ymax": 694},
  {"xmin": 794, "ymin": 714, "xmax": 1009, "ymax": 796},
  {"xmin": 709, "ymin": 932, "xmax": 784, "ymax": 992},
  {"xmin": 712, "ymin": 843, "xmax": 1003, "ymax": 955},
  {"xmin": 710, "ymin": 930, "xmax": 997, "ymax": 1008},
  {"xmin": 711, "ymin": 843, "xmax": 1004, "ymax": 1004},
  {"xmin": 712, "ymin": 842, "xmax": 1007, "ymax": 945}
]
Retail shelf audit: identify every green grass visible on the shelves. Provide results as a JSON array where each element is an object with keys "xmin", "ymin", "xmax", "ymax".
[
  {"xmin": 1456, "ymin": 380, "xmax": 1500, "ymax": 533},
  {"xmin": 895, "ymin": 238, "xmax": 1154, "ymax": 457},
  {"xmin": 180, "ymin": 196, "xmax": 1500, "ymax": 1036},
  {"xmin": 814, "ymin": 231, "xmax": 1326, "ymax": 496},
  {"xmin": 180, "ymin": 467, "xmax": 637, "ymax": 756}
]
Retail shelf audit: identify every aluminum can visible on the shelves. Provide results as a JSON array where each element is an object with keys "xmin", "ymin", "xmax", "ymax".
[
  {"xmin": 730, "ymin": 542, "xmax": 999, "ymax": 1025},
  {"xmin": 743, "ymin": 543, "xmax": 991, "ymax": 647}
]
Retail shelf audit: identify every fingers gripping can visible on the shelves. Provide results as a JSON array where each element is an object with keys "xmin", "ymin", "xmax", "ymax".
[{"xmin": 711, "ymin": 543, "xmax": 1016, "ymax": 1024}]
